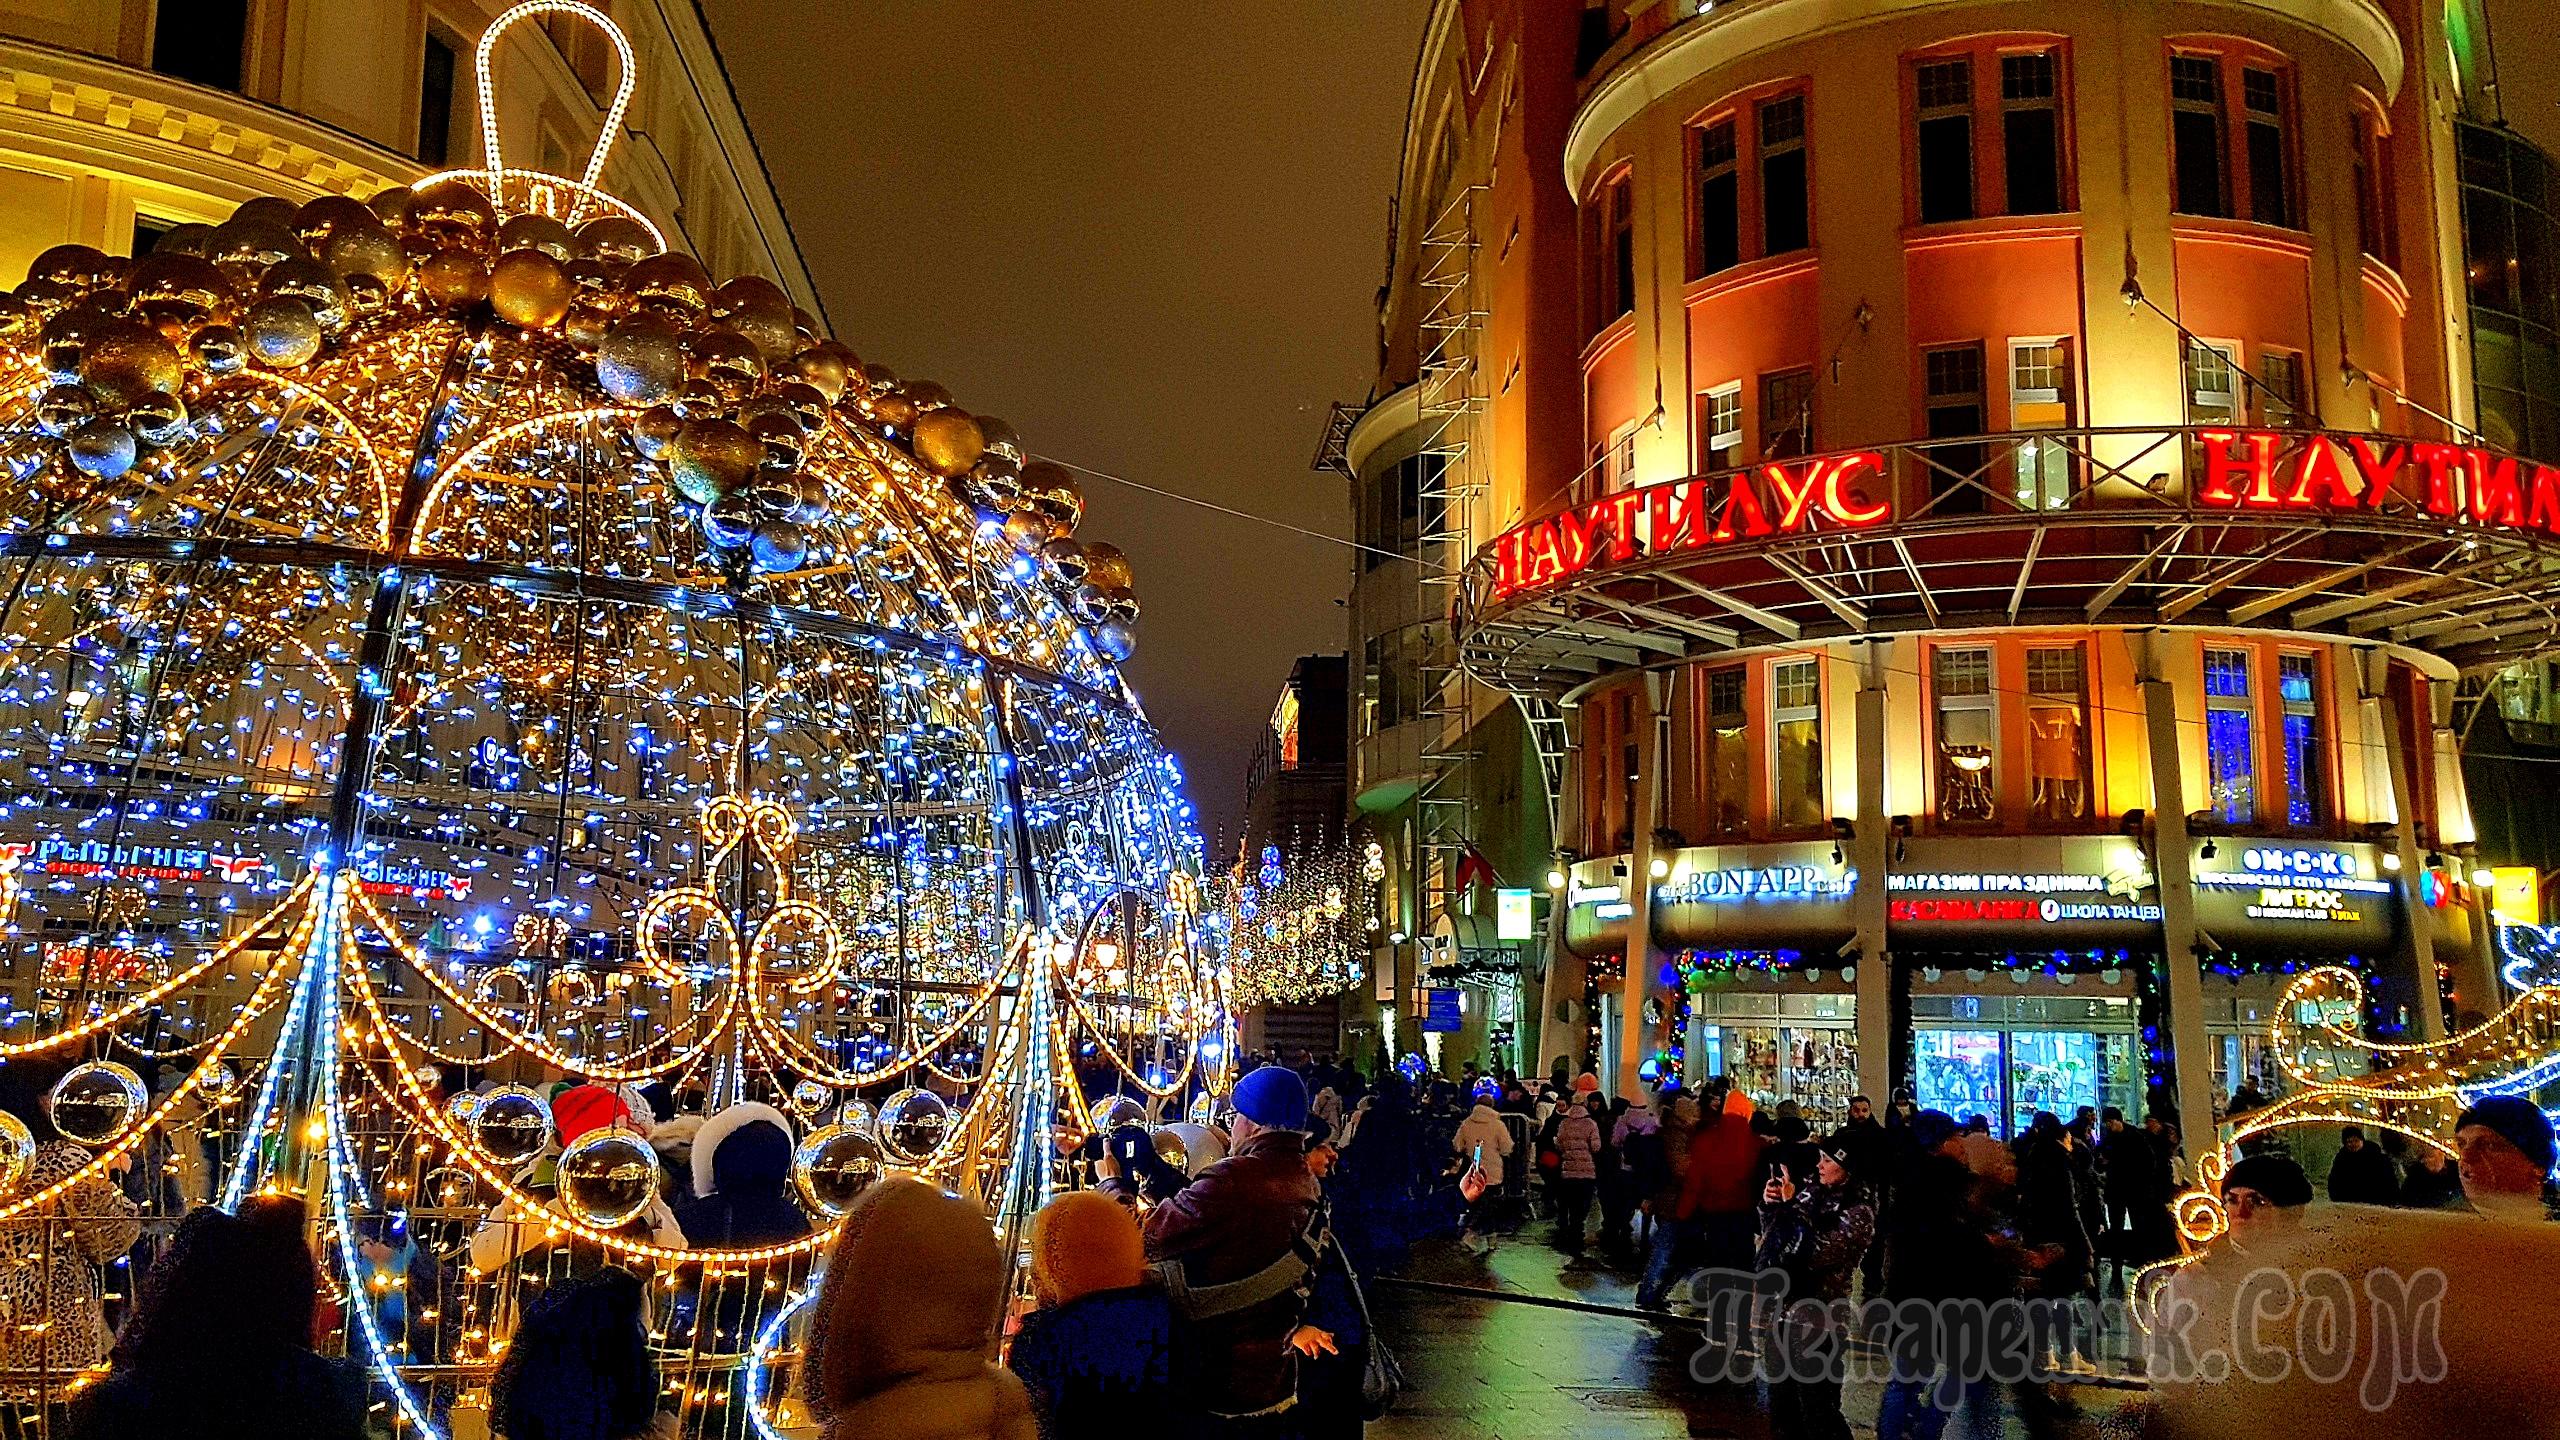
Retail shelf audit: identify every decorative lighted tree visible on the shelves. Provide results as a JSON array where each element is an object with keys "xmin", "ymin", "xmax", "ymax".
[{"xmin": 0, "ymin": 4, "xmax": 1222, "ymax": 1433}]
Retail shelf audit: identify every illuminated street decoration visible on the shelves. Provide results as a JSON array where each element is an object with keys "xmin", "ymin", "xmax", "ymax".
[
  {"xmin": 2133, "ymin": 962, "xmax": 2560, "ymax": 1327},
  {"xmin": 1224, "ymin": 839, "xmax": 1364, "ymax": 1006},
  {"xmin": 0, "ymin": 4, "xmax": 1220, "ymax": 1432}
]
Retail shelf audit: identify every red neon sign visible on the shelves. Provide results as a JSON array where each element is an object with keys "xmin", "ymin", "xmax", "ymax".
[
  {"xmin": 1490, "ymin": 453, "xmax": 1892, "ymax": 601},
  {"xmin": 2197, "ymin": 431, "xmax": 2560, "ymax": 534}
]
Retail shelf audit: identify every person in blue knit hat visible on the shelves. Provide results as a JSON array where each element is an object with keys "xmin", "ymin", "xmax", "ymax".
[{"xmin": 1141, "ymin": 1064, "xmax": 1330, "ymax": 1431}]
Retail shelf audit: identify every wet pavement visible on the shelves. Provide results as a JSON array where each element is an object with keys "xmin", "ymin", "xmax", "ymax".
[{"xmin": 1367, "ymin": 1229, "xmax": 2148, "ymax": 1439}]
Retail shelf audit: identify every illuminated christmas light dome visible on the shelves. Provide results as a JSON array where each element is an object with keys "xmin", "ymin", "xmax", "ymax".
[{"xmin": 0, "ymin": 4, "xmax": 1222, "ymax": 1432}]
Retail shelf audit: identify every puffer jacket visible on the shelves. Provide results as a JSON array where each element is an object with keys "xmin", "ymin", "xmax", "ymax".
[
  {"xmin": 1142, "ymin": 1128, "xmax": 1324, "ymax": 1419},
  {"xmin": 802, "ymin": 1178, "xmax": 1036, "ymax": 1440},
  {"xmin": 1554, "ymin": 1104, "xmax": 1603, "ymax": 1181},
  {"xmin": 1452, "ymin": 1103, "xmax": 1514, "ymax": 1187},
  {"xmin": 1006, "ymin": 1286, "xmax": 1173, "ymax": 1440}
]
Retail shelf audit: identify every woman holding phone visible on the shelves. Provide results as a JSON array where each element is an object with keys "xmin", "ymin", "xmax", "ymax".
[{"xmin": 1753, "ymin": 1142, "xmax": 1876, "ymax": 1440}]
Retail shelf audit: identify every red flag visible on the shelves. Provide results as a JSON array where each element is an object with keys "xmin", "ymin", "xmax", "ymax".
[{"xmin": 1451, "ymin": 846, "xmax": 1496, "ymax": 895}]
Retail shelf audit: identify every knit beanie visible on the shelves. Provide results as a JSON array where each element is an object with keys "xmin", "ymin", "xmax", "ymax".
[
  {"xmin": 2456, "ymin": 1095, "xmax": 2558, "ymax": 1175},
  {"xmin": 1029, "ymin": 1191, "xmax": 1145, "ymax": 1306},
  {"xmin": 550, "ymin": 1083, "xmax": 632, "ymax": 1146},
  {"xmin": 1232, "ymin": 1066, "xmax": 1309, "ymax": 1130},
  {"xmin": 2222, "ymin": 1153, "xmax": 2313, "ymax": 1207},
  {"xmin": 1573, "ymin": 1072, "xmax": 1602, "ymax": 1095}
]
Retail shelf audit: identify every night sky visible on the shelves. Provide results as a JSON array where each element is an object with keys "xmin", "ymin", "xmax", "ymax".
[{"xmin": 702, "ymin": 2, "xmax": 1428, "ymax": 848}]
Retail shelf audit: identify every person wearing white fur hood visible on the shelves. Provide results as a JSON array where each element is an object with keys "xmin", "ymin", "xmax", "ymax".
[{"xmin": 675, "ymin": 1101, "xmax": 810, "ymax": 1248}]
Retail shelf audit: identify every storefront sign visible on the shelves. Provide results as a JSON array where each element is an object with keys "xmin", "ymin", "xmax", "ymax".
[
  {"xmin": 1885, "ymin": 838, "xmax": 2160, "ymax": 949},
  {"xmin": 1420, "ymin": 986, "xmax": 1464, "ymax": 1033},
  {"xmin": 2191, "ymin": 841, "xmax": 2399, "ymax": 955},
  {"xmin": 1563, "ymin": 843, "xmax": 1859, "ymax": 958},
  {"xmin": 5, "ymin": 839, "xmax": 268, "ymax": 885},
  {"xmin": 1496, "ymin": 887, "xmax": 1535, "ymax": 941},
  {"xmin": 1489, "ymin": 455, "xmax": 1892, "ymax": 601},
  {"xmin": 2490, "ymin": 867, "xmax": 2542, "ymax": 927},
  {"xmin": 38, "ymin": 941, "xmax": 165, "ymax": 987},
  {"xmin": 358, "ymin": 857, "xmax": 473, "ymax": 901},
  {"xmin": 2196, "ymin": 431, "xmax": 2560, "ymax": 540}
]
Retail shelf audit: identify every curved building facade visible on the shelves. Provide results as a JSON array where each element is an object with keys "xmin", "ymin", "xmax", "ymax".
[{"xmin": 1344, "ymin": 0, "xmax": 2557, "ymax": 1135}]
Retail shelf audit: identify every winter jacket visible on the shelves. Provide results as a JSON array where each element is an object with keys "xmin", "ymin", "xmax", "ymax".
[
  {"xmin": 1678, "ymin": 1098, "xmax": 1767, "ymax": 1220},
  {"xmin": 66, "ymin": 1346, "xmax": 366, "ymax": 1440},
  {"xmin": 1007, "ymin": 1286, "xmax": 1174, "ymax": 1440},
  {"xmin": 1554, "ymin": 1106, "xmax": 1604, "ymax": 1182},
  {"xmin": 2326, "ymin": 1141, "xmax": 2400, "ymax": 1206},
  {"xmin": 1757, "ymin": 1179, "xmax": 1877, "ymax": 1303},
  {"xmin": 674, "ymin": 1104, "xmax": 811, "ymax": 1351},
  {"xmin": 803, "ymin": 1178, "xmax": 1036, "ymax": 1440},
  {"xmin": 2016, "ymin": 1133, "xmax": 2102, "ymax": 1295},
  {"xmin": 2401, "ymin": 1154, "xmax": 2466, "ymax": 1209},
  {"xmin": 1883, "ymin": 1150, "xmax": 2022, "ymax": 1305},
  {"xmin": 1142, "ymin": 1128, "xmax": 1326, "ymax": 1419},
  {"xmin": 1452, "ymin": 1103, "xmax": 1514, "ymax": 1187}
]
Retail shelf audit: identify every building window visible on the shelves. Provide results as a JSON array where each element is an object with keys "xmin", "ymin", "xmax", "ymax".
[
  {"xmin": 1932, "ymin": 647, "xmax": 1997, "ymax": 825},
  {"xmin": 1702, "ymin": 666, "xmax": 1749, "ymax": 837},
  {"xmin": 129, "ymin": 215, "xmax": 177, "ymax": 258},
  {"xmin": 2170, "ymin": 55, "xmax": 2228, "ymax": 219},
  {"xmin": 1700, "ymin": 383, "xmax": 1743, "ymax": 471},
  {"xmin": 1771, "ymin": 658, "xmax": 1824, "ymax": 831},
  {"xmin": 2243, "ymin": 66, "xmax": 2293, "ymax": 228},
  {"xmin": 2203, "ymin": 646, "xmax": 2257, "ymax": 825},
  {"xmin": 1591, "ymin": 168, "xmax": 1636, "ymax": 331},
  {"xmin": 1620, "ymin": 691, "xmax": 1641, "ymax": 850},
  {"xmin": 154, "ymin": 0, "xmax": 248, "ymax": 93},
  {"xmin": 2352, "ymin": 109, "xmax": 2396, "ymax": 267},
  {"xmin": 2256, "ymin": 348, "xmax": 2305, "ymax": 426},
  {"xmin": 1759, "ymin": 94, "xmax": 1810, "ymax": 256},
  {"xmin": 2279, "ymin": 652, "xmax": 2327, "ymax": 826},
  {"xmin": 420, "ymin": 28, "xmax": 460, "ymax": 167},
  {"xmin": 2002, "ymin": 50, "xmax": 2066, "ymax": 215},
  {"xmin": 2025, "ymin": 645, "xmax": 2090, "ymax": 822},
  {"xmin": 1599, "ymin": 420, "xmax": 1640, "ymax": 492},
  {"xmin": 2185, "ymin": 339, "xmax": 2240, "ymax": 427},
  {"xmin": 1361, "ymin": 453, "xmax": 1446, "ymax": 571},
  {"xmin": 1696, "ymin": 117, "xmax": 1741, "ymax": 277},
  {"xmin": 1924, "ymin": 342, "xmax": 1988, "ymax": 509},
  {"xmin": 1915, "ymin": 58, "xmax": 1976, "ymax": 224},
  {"xmin": 2009, "ymin": 338, "xmax": 2074, "ymax": 509},
  {"xmin": 1760, "ymin": 368, "xmax": 1816, "ymax": 459}
]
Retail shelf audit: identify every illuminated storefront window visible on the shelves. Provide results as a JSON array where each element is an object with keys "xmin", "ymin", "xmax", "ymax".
[
  {"xmin": 1772, "ymin": 659, "xmax": 1825, "ymax": 831},
  {"xmin": 2205, "ymin": 646, "xmax": 2257, "ymax": 824},
  {"xmin": 1932, "ymin": 647, "xmax": 1996, "ymax": 824},
  {"xmin": 2025, "ymin": 645, "xmax": 2090, "ymax": 822}
]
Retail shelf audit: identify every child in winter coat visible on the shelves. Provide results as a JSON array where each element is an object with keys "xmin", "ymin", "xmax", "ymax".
[
  {"xmin": 1007, "ymin": 1192, "xmax": 1171, "ymax": 1440},
  {"xmin": 803, "ymin": 1177, "xmax": 1036, "ymax": 1440}
]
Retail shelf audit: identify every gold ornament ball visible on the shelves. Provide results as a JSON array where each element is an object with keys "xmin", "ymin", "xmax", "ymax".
[
  {"xmin": 664, "ymin": 416, "xmax": 762, "ymax": 504},
  {"xmin": 1153, "ymin": 1122, "xmax": 1227, "ymax": 1176},
  {"xmin": 244, "ymin": 296, "xmax": 324, "ymax": 368},
  {"xmin": 497, "ymin": 212, "xmax": 579, "ymax": 262},
  {"xmin": 323, "ymin": 225, "xmax": 408, "ymax": 289},
  {"xmin": 624, "ymin": 251, "xmax": 713, "ymax": 320},
  {"xmin": 903, "ymin": 378, "xmax": 953, "ymax": 411},
  {"xmin": 1001, "ymin": 509, "xmax": 1051, "ymax": 553},
  {"xmin": 576, "ymin": 214, "xmax": 658, "ymax": 265},
  {"xmin": 1082, "ymin": 541, "xmax": 1133, "ymax": 591},
  {"xmin": 789, "ymin": 345, "xmax": 851, "ymax": 403},
  {"xmin": 631, "ymin": 403, "xmax": 683, "ymax": 459},
  {"xmin": 0, "ymin": 1111, "xmax": 31, "ymax": 1196},
  {"xmin": 260, "ymin": 257, "xmax": 352, "ymax": 332},
  {"xmin": 555, "ymin": 1128, "xmax": 659, "ymax": 1230},
  {"xmin": 27, "ymin": 243, "xmax": 111, "ymax": 292},
  {"xmin": 472, "ymin": 1085, "xmax": 552, "ymax": 1166},
  {"xmin": 67, "ymin": 418, "xmax": 138, "ymax": 478},
  {"xmin": 596, "ymin": 312, "xmax": 687, "ymax": 404},
  {"xmin": 793, "ymin": 1124, "xmax": 886, "ymax": 1218},
  {"xmin": 407, "ymin": 176, "xmax": 497, "ymax": 248},
  {"xmin": 292, "ymin": 194, "xmax": 378, "ymax": 251},
  {"xmin": 687, "ymin": 329, "xmax": 765, "ymax": 400},
  {"xmin": 78, "ymin": 317, "xmax": 183, "ymax": 408},
  {"xmin": 711, "ymin": 273, "xmax": 796, "ymax": 359},
  {"xmin": 870, "ymin": 391, "xmax": 918, "ymax": 431},
  {"xmin": 366, "ymin": 184, "xmax": 416, "ymax": 231},
  {"xmin": 416, "ymin": 249, "xmax": 491, "ymax": 308},
  {"xmin": 191, "ymin": 324, "xmax": 245, "ymax": 375},
  {"xmin": 910, "ymin": 409, "xmax": 986, "ymax": 478},
  {"xmin": 125, "ymin": 253, "xmax": 233, "ymax": 336},
  {"xmin": 1038, "ymin": 536, "xmax": 1089, "ymax": 589},
  {"xmin": 490, "ymin": 248, "xmax": 575, "ymax": 329},
  {"xmin": 46, "ymin": 1060, "xmax": 147, "ymax": 1148}
]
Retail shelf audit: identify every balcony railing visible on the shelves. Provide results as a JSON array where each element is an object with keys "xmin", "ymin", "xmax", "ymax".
[{"xmin": 1456, "ymin": 425, "xmax": 2560, "ymax": 691}]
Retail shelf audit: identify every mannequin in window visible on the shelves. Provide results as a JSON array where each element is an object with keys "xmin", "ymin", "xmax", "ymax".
[{"xmin": 2028, "ymin": 705, "xmax": 2084, "ymax": 820}]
